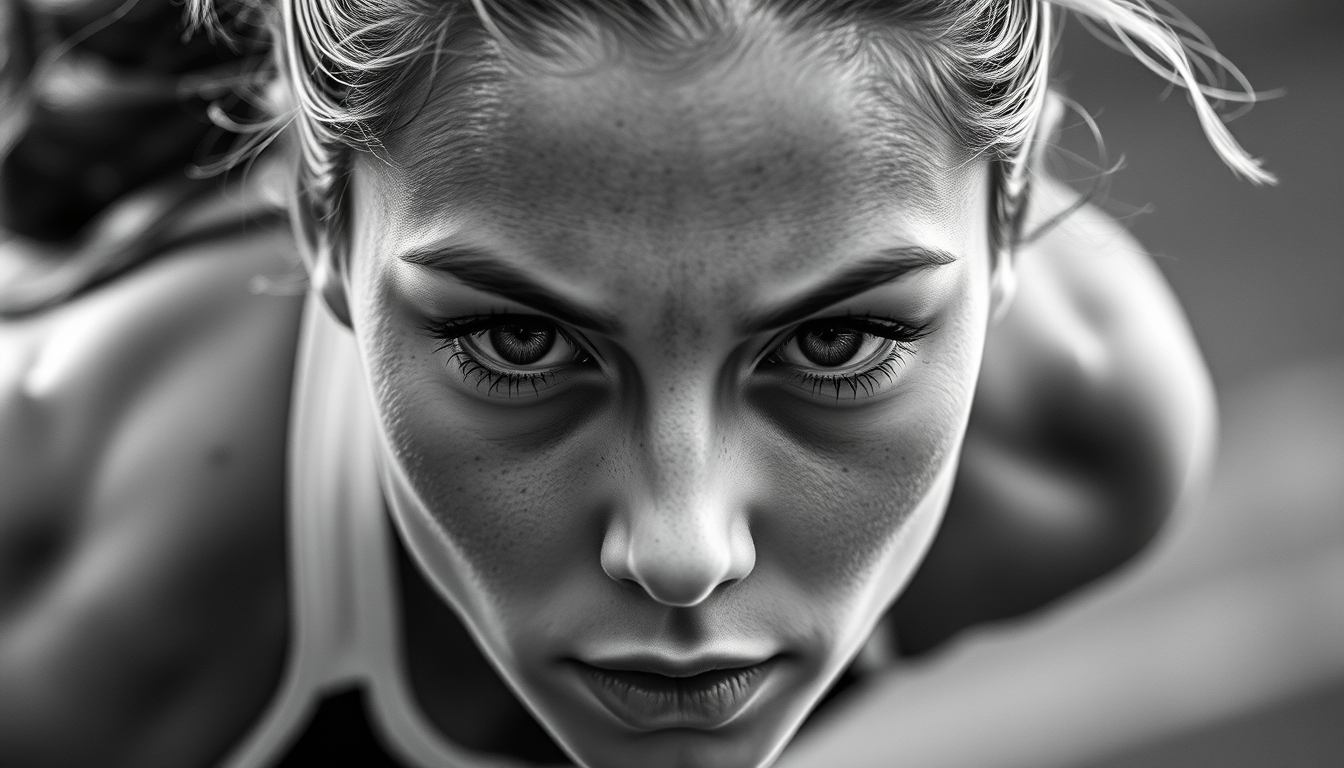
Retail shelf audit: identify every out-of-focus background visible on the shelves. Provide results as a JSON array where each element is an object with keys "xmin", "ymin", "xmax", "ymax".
[
  {"xmin": 785, "ymin": 1, "xmax": 1344, "ymax": 766},
  {"xmin": 1, "ymin": 0, "xmax": 1338, "ymax": 766}
]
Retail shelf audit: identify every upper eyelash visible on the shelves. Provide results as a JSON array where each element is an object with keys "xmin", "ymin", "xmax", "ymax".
[
  {"xmin": 421, "ymin": 313, "xmax": 514, "ymax": 350},
  {"xmin": 422, "ymin": 313, "xmax": 589, "ymax": 396},
  {"xmin": 804, "ymin": 315, "xmax": 932, "ymax": 345},
  {"xmin": 772, "ymin": 316, "xmax": 932, "ymax": 400}
]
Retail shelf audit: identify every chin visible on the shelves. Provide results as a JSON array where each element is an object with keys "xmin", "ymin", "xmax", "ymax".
[{"xmin": 556, "ymin": 723, "xmax": 794, "ymax": 768}]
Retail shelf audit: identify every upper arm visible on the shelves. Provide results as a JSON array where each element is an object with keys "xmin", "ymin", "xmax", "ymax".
[{"xmin": 891, "ymin": 179, "xmax": 1216, "ymax": 653}]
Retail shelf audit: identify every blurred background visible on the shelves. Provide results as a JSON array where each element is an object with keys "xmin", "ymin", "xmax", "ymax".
[
  {"xmin": 786, "ymin": 1, "xmax": 1344, "ymax": 766},
  {"xmin": 1, "ymin": 0, "xmax": 1339, "ymax": 766}
]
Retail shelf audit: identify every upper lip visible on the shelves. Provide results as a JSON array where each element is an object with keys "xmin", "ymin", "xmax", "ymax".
[{"xmin": 576, "ymin": 654, "xmax": 774, "ymax": 678}]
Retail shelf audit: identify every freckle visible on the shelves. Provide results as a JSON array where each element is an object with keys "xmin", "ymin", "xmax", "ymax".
[
  {"xmin": 475, "ymin": 456, "xmax": 481, "ymax": 461},
  {"xmin": 841, "ymin": 466, "xmax": 849, "ymax": 473}
]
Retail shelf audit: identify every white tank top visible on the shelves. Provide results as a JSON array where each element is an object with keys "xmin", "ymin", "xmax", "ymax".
[{"xmin": 217, "ymin": 296, "xmax": 536, "ymax": 768}]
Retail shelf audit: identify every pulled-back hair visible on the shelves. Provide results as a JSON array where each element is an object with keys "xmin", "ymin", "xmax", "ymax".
[{"xmin": 192, "ymin": 0, "xmax": 1272, "ymax": 261}]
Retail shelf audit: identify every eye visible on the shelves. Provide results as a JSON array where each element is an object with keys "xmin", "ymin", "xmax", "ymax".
[
  {"xmin": 764, "ymin": 316, "xmax": 930, "ymax": 399},
  {"xmin": 424, "ymin": 314, "xmax": 592, "ymax": 396},
  {"xmin": 777, "ymin": 321, "xmax": 891, "ymax": 372},
  {"xmin": 467, "ymin": 317, "xmax": 573, "ymax": 370}
]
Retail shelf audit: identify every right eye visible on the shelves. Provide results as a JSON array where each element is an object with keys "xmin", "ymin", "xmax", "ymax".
[
  {"xmin": 460, "ymin": 317, "xmax": 586, "ymax": 371},
  {"xmin": 424, "ymin": 314, "xmax": 593, "ymax": 396}
]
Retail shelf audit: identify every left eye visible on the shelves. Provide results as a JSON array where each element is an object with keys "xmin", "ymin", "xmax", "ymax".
[
  {"xmin": 456, "ymin": 316, "xmax": 586, "ymax": 372},
  {"xmin": 771, "ymin": 319, "xmax": 900, "ymax": 376}
]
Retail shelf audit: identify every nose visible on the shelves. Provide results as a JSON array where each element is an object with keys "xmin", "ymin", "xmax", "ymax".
[
  {"xmin": 601, "ymin": 493, "xmax": 755, "ymax": 607},
  {"xmin": 599, "ymin": 388, "xmax": 756, "ymax": 607}
]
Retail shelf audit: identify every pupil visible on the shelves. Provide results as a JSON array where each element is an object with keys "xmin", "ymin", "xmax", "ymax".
[
  {"xmin": 798, "ymin": 324, "xmax": 862, "ymax": 367},
  {"xmin": 489, "ymin": 321, "xmax": 556, "ymax": 365}
]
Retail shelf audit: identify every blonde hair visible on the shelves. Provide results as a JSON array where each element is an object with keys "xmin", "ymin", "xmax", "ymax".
[{"xmin": 192, "ymin": 0, "xmax": 1273, "ymax": 256}]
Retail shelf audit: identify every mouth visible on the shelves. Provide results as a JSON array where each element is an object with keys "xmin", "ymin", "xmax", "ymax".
[{"xmin": 572, "ymin": 657, "xmax": 778, "ymax": 730}]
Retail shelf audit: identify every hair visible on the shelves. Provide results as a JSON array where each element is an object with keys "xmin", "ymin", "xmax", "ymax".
[{"xmin": 190, "ymin": 0, "xmax": 1274, "ymax": 262}]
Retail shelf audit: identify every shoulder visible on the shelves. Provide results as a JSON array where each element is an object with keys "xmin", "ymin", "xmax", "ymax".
[
  {"xmin": 891, "ymin": 177, "xmax": 1216, "ymax": 653},
  {"xmin": 0, "ymin": 217, "xmax": 304, "ymax": 765},
  {"xmin": 991, "ymin": 178, "xmax": 1216, "ymax": 478},
  {"xmin": 983, "ymin": 175, "xmax": 1217, "ymax": 560}
]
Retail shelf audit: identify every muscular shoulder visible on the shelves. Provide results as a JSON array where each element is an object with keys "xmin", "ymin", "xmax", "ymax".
[
  {"xmin": 0, "ymin": 225, "xmax": 303, "ymax": 766},
  {"xmin": 892, "ymin": 178, "xmax": 1216, "ymax": 653},
  {"xmin": 987, "ymin": 178, "xmax": 1216, "ymax": 475}
]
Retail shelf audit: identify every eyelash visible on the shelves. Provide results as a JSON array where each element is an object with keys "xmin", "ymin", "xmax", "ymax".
[
  {"xmin": 422, "ymin": 313, "xmax": 930, "ymax": 399},
  {"xmin": 768, "ymin": 316, "xmax": 931, "ymax": 400},
  {"xmin": 422, "ymin": 313, "xmax": 593, "ymax": 397}
]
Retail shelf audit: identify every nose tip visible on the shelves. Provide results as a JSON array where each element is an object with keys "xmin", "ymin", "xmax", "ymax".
[
  {"xmin": 630, "ymin": 561, "xmax": 730, "ymax": 608},
  {"xmin": 600, "ymin": 514, "xmax": 755, "ymax": 608}
]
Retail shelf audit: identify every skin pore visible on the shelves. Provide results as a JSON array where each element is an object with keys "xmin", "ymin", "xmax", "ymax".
[
  {"xmin": 0, "ymin": 2, "xmax": 1227, "ymax": 765},
  {"xmin": 321, "ymin": 29, "xmax": 1006, "ymax": 768}
]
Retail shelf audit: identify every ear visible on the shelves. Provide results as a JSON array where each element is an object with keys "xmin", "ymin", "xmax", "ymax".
[{"xmin": 291, "ymin": 183, "xmax": 353, "ymax": 328}]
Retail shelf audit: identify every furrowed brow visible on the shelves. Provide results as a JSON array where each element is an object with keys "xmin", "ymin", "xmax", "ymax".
[
  {"xmin": 741, "ymin": 246, "xmax": 957, "ymax": 334},
  {"xmin": 399, "ymin": 245, "xmax": 622, "ymax": 334}
]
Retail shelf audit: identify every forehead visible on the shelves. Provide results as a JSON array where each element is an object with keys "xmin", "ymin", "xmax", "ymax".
[{"xmin": 369, "ymin": 32, "xmax": 978, "ymax": 292}]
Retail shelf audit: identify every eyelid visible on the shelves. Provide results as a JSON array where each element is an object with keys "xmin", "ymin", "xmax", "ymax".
[
  {"xmin": 751, "ymin": 313, "xmax": 931, "ymax": 368},
  {"xmin": 423, "ymin": 311, "xmax": 601, "ymax": 359},
  {"xmin": 755, "ymin": 313, "xmax": 934, "ymax": 401},
  {"xmin": 423, "ymin": 310, "xmax": 603, "ymax": 389}
]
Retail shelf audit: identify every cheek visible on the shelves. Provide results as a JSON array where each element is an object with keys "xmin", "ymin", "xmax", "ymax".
[
  {"xmin": 353, "ymin": 280, "xmax": 620, "ymax": 608},
  {"xmin": 748, "ymin": 390, "xmax": 959, "ymax": 597},
  {"xmin": 749, "ymin": 283, "xmax": 987, "ymax": 599}
]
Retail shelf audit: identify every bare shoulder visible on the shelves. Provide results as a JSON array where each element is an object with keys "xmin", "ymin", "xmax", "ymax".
[
  {"xmin": 0, "ymin": 224, "xmax": 304, "ymax": 766},
  {"xmin": 892, "ymin": 178, "xmax": 1216, "ymax": 653},
  {"xmin": 995, "ymin": 177, "xmax": 1216, "ymax": 458}
]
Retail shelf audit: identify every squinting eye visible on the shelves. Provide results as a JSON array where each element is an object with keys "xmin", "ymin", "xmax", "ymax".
[
  {"xmin": 764, "ymin": 316, "xmax": 931, "ymax": 400},
  {"xmin": 792, "ymin": 323, "xmax": 870, "ymax": 367},
  {"xmin": 773, "ymin": 320, "xmax": 898, "ymax": 375},
  {"xmin": 457, "ymin": 317, "xmax": 587, "ymax": 373},
  {"xmin": 481, "ymin": 318, "xmax": 560, "ymax": 367},
  {"xmin": 424, "ymin": 314, "xmax": 592, "ymax": 396}
]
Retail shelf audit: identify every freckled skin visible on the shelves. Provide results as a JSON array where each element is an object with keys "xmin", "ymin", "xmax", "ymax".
[
  {"xmin": 0, "ymin": 11, "xmax": 1216, "ymax": 768},
  {"xmin": 346, "ymin": 35, "xmax": 994, "ymax": 768}
]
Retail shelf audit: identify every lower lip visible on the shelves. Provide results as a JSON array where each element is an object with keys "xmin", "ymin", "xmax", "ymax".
[{"xmin": 575, "ymin": 659, "xmax": 776, "ymax": 730}]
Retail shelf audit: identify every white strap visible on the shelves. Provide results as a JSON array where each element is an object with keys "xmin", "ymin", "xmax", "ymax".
[{"xmin": 218, "ymin": 296, "xmax": 532, "ymax": 768}]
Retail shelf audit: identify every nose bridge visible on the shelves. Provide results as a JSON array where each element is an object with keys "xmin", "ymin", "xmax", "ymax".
[
  {"xmin": 600, "ymin": 368, "xmax": 755, "ymax": 607},
  {"xmin": 645, "ymin": 368, "xmax": 717, "ymax": 503}
]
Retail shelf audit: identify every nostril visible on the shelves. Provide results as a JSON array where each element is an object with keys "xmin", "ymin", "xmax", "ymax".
[{"xmin": 600, "ymin": 502, "xmax": 756, "ymax": 607}]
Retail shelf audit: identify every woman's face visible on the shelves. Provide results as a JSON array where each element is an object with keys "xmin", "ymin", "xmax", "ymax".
[{"xmin": 342, "ymin": 34, "xmax": 996, "ymax": 768}]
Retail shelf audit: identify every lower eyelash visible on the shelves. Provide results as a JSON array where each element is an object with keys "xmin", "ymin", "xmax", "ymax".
[
  {"xmin": 793, "ymin": 344, "xmax": 911, "ymax": 400},
  {"xmin": 446, "ymin": 341, "xmax": 556, "ymax": 397}
]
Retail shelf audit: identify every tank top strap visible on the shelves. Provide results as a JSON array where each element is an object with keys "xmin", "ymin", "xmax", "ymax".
[{"xmin": 221, "ymin": 296, "xmax": 519, "ymax": 768}]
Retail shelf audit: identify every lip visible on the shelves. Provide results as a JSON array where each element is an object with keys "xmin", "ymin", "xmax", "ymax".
[{"xmin": 573, "ymin": 656, "xmax": 778, "ymax": 730}]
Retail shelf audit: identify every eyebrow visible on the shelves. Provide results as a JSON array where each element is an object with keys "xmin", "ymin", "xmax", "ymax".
[
  {"xmin": 740, "ymin": 246, "xmax": 958, "ymax": 334},
  {"xmin": 399, "ymin": 244, "xmax": 622, "ymax": 334},
  {"xmin": 401, "ymin": 243, "xmax": 955, "ymax": 338}
]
